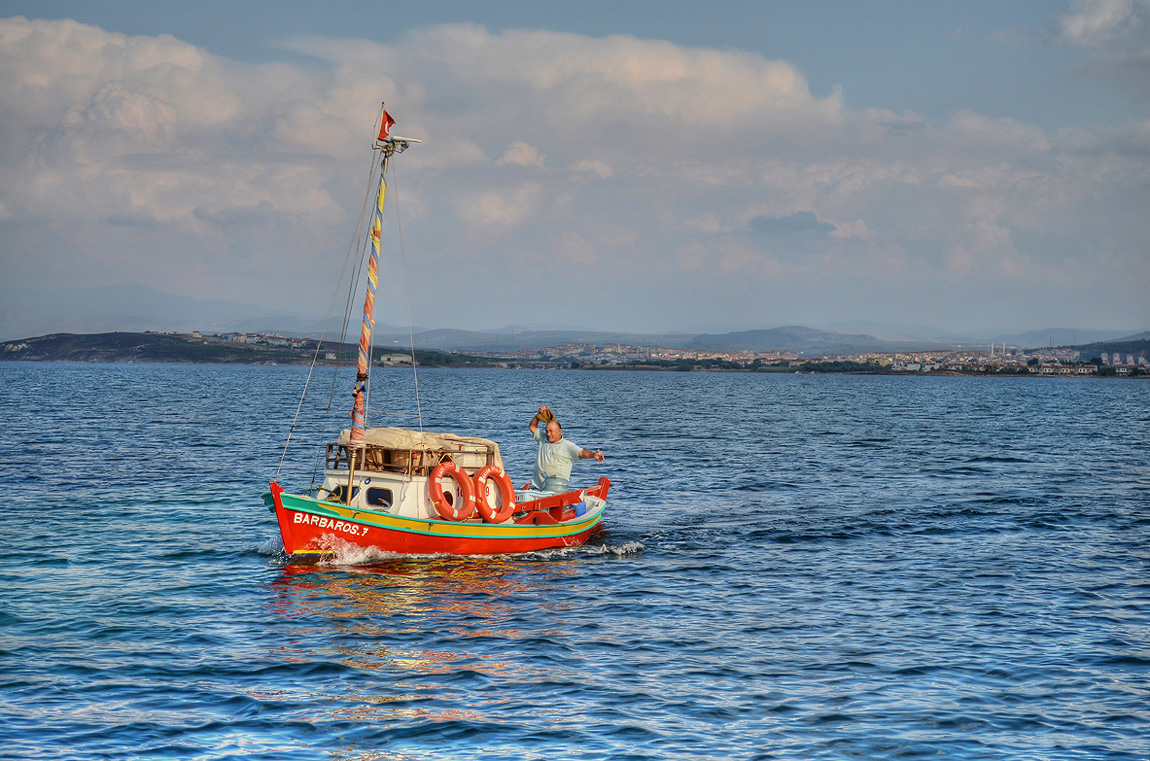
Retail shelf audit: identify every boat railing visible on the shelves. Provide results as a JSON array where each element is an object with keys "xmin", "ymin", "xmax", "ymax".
[{"xmin": 325, "ymin": 442, "xmax": 496, "ymax": 476}]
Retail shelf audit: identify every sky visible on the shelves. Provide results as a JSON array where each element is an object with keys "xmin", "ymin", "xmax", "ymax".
[{"xmin": 1, "ymin": 0, "xmax": 1148, "ymax": 336}]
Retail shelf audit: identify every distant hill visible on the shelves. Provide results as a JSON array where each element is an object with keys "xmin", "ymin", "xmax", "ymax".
[
  {"xmin": 390, "ymin": 324, "xmax": 942, "ymax": 355},
  {"xmin": 1069, "ymin": 334, "xmax": 1150, "ymax": 363},
  {"xmin": 0, "ymin": 331, "xmax": 338, "ymax": 364},
  {"xmin": 0, "ymin": 283, "xmax": 338, "ymax": 341},
  {"xmin": 993, "ymin": 328, "xmax": 1134, "ymax": 348},
  {"xmin": 0, "ymin": 332, "xmax": 491, "ymax": 367},
  {"xmin": 2, "ymin": 283, "xmax": 1143, "ymax": 355},
  {"xmin": 815, "ymin": 321, "xmax": 966, "ymax": 344},
  {"xmin": 3, "ymin": 326, "xmax": 900, "ymax": 361},
  {"xmin": 393, "ymin": 327, "xmax": 698, "ymax": 352},
  {"xmin": 686, "ymin": 325, "xmax": 887, "ymax": 355},
  {"xmin": 5, "ymin": 329, "xmax": 1149, "ymax": 367}
]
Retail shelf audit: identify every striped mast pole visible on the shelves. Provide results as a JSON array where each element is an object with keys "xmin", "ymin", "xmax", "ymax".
[
  {"xmin": 345, "ymin": 104, "xmax": 403, "ymax": 496},
  {"xmin": 349, "ymin": 164, "xmax": 386, "ymax": 445}
]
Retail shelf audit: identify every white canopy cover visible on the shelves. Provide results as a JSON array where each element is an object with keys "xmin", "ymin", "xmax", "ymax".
[{"xmin": 338, "ymin": 427, "xmax": 503, "ymax": 470}]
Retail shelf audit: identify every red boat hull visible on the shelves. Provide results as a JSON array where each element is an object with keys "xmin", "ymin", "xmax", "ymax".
[{"xmin": 268, "ymin": 478, "xmax": 610, "ymax": 560}]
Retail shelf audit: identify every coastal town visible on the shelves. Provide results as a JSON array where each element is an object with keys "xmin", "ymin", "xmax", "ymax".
[
  {"xmin": 384, "ymin": 339, "xmax": 1149, "ymax": 376},
  {"xmin": 4, "ymin": 330, "xmax": 1147, "ymax": 376}
]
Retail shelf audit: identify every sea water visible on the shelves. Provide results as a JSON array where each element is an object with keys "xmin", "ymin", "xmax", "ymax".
[{"xmin": 1, "ymin": 362, "xmax": 1147, "ymax": 760}]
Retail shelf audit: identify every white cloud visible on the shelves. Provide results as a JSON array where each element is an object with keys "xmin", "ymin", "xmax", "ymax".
[
  {"xmin": 408, "ymin": 24, "xmax": 831, "ymax": 123},
  {"xmin": 947, "ymin": 110, "xmax": 1051, "ymax": 151},
  {"xmin": 1055, "ymin": 0, "xmax": 1138, "ymax": 46},
  {"xmin": 549, "ymin": 231, "xmax": 598, "ymax": 265},
  {"xmin": 498, "ymin": 140, "xmax": 546, "ymax": 167},
  {"xmin": 830, "ymin": 219, "xmax": 873, "ymax": 241},
  {"xmin": 0, "ymin": 15, "xmax": 1146, "ymax": 333},
  {"xmin": 568, "ymin": 158, "xmax": 613, "ymax": 179},
  {"xmin": 40, "ymin": 82, "xmax": 178, "ymax": 166},
  {"xmin": 453, "ymin": 182, "xmax": 543, "ymax": 232},
  {"xmin": 1047, "ymin": 1, "xmax": 1150, "ymax": 105}
]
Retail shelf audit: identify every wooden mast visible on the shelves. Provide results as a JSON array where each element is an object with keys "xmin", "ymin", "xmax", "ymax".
[{"xmin": 346, "ymin": 104, "xmax": 413, "ymax": 501}]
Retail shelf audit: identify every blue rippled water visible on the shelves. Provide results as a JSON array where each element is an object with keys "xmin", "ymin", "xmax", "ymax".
[{"xmin": 1, "ymin": 362, "xmax": 1148, "ymax": 760}]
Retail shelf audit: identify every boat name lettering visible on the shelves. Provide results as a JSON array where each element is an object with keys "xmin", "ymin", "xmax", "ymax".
[{"xmin": 293, "ymin": 511, "xmax": 366, "ymax": 536}]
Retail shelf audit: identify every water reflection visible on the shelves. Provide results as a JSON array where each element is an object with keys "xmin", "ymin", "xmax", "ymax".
[
  {"xmin": 270, "ymin": 554, "xmax": 577, "ymax": 620},
  {"xmin": 262, "ymin": 556, "xmax": 585, "ymax": 757}
]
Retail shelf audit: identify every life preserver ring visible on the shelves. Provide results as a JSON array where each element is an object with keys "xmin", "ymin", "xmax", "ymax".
[
  {"xmin": 428, "ymin": 461, "xmax": 476, "ymax": 521},
  {"xmin": 473, "ymin": 465, "xmax": 516, "ymax": 523}
]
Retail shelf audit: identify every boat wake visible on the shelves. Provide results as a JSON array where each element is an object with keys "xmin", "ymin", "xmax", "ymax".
[
  {"xmin": 584, "ymin": 540, "xmax": 646, "ymax": 558},
  {"xmin": 258, "ymin": 530, "xmax": 643, "ymax": 566},
  {"xmin": 256, "ymin": 534, "xmax": 284, "ymax": 556},
  {"xmin": 309, "ymin": 535, "xmax": 407, "ymax": 566},
  {"xmin": 516, "ymin": 540, "xmax": 646, "ymax": 561}
]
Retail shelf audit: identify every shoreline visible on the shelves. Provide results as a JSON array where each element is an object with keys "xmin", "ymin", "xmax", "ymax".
[
  {"xmin": 3, "ymin": 331, "xmax": 1145, "ymax": 378},
  {"xmin": 3, "ymin": 357, "xmax": 1145, "ymax": 379}
]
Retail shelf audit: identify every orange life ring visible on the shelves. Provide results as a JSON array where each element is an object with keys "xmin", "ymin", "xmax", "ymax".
[
  {"xmin": 473, "ymin": 465, "xmax": 516, "ymax": 523},
  {"xmin": 428, "ymin": 461, "xmax": 476, "ymax": 521}
]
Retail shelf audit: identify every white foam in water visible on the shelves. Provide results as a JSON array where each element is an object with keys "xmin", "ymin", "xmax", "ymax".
[
  {"xmin": 587, "ymin": 541, "xmax": 646, "ymax": 557},
  {"xmin": 315, "ymin": 535, "xmax": 406, "ymax": 566},
  {"xmin": 256, "ymin": 534, "xmax": 284, "ymax": 555},
  {"xmin": 513, "ymin": 540, "xmax": 646, "ymax": 561},
  {"xmin": 272, "ymin": 527, "xmax": 643, "ymax": 566}
]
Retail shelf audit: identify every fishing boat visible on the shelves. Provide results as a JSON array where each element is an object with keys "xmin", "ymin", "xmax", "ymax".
[{"xmin": 266, "ymin": 104, "xmax": 611, "ymax": 560}]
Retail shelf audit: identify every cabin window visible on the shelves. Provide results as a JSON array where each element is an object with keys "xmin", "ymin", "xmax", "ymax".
[{"xmin": 366, "ymin": 487, "xmax": 393, "ymax": 508}]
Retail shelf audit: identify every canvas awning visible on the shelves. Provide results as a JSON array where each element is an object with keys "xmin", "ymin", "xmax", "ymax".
[{"xmin": 338, "ymin": 427, "xmax": 503, "ymax": 470}]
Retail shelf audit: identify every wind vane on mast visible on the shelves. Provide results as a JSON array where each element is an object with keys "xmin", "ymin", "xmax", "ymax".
[{"xmin": 373, "ymin": 102, "xmax": 421, "ymax": 156}]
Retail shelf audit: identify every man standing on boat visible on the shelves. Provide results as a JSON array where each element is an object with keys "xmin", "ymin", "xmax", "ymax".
[{"xmin": 528, "ymin": 405, "xmax": 605, "ymax": 494}]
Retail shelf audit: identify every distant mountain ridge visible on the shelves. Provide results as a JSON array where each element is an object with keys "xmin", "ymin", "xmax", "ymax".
[
  {"xmin": 383, "ymin": 327, "xmax": 698, "ymax": 353},
  {"xmin": 5, "ymin": 330, "xmax": 1148, "ymax": 365},
  {"xmin": 0, "ymin": 284, "xmax": 336, "ymax": 340},
  {"xmin": 1069, "ymin": 333, "xmax": 1150, "ymax": 363},
  {"xmin": 990, "ymin": 328, "xmax": 1135, "ymax": 348},
  {"xmin": 1, "ymin": 284, "xmax": 1143, "ymax": 354},
  {"xmin": 686, "ymin": 326, "xmax": 885, "ymax": 354}
]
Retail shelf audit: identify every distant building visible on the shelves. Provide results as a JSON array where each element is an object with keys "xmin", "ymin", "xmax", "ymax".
[
  {"xmin": 1033, "ymin": 364, "xmax": 1097, "ymax": 376},
  {"xmin": 379, "ymin": 353, "xmax": 412, "ymax": 366}
]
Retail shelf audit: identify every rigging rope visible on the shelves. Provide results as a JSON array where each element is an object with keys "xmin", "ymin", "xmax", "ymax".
[
  {"xmin": 275, "ymin": 149, "xmax": 379, "ymax": 483},
  {"xmin": 275, "ymin": 132, "xmax": 424, "ymax": 489},
  {"xmin": 389, "ymin": 157, "xmax": 425, "ymax": 433}
]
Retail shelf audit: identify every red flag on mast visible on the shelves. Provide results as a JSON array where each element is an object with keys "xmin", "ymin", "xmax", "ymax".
[{"xmin": 377, "ymin": 109, "xmax": 396, "ymax": 142}]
